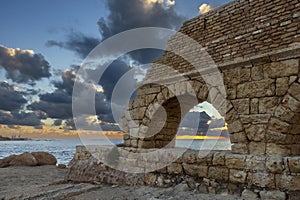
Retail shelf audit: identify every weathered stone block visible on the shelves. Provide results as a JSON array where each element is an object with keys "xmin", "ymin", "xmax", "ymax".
[
  {"xmin": 268, "ymin": 118, "xmax": 290, "ymax": 133},
  {"xmin": 266, "ymin": 143, "xmax": 291, "ymax": 155},
  {"xmin": 229, "ymin": 169, "xmax": 247, "ymax": 184},
  {"xmin": 250, "ymin": 98, "xmax": 259, "ymax": 114},
  {"xmin": 288, "ymin": 82, "xmax": 300, "ymax": 101},
  {"xmin": 230, "ymin": 131, "xmax": 248, "ymax": 143},
  {"xmin": 245, "ymin": 155, "xmax": 266, "ymax": 172},
  {"xmin": 245, "ymin": 124, "xmax": 266, "ymax": 142},
  {"xmin": 288, "ymin": 157, "xmax": 300, "ymax": 173},
  {"xmin": 259, "ymin": 97, "xmax": 279, "ymax": 114},
  {"xmin": 237, "ymin": 79, "xmax": 275, "ymax": 98},
  {"xmin": 249, "ymin": 142, "xmax": 266, "ymax": 155},
  {"xmin": 227, "ymin": 120, "xmax": 244, "ymax": 133},
  {"xmin": 276, "ymin": 174, "xmax": 300, "ymax": 190},
  {"xmin": 167, "ymin": 163, "xmax": 183, "ymax": 174},
  {"xmin": 266, "ymin": 156, "xmax": 284, "ymax": 173},
  {"xmin": 248, "ymin": 172, "xmax": 275, "ymax": 188},
  {"xmin": 259, "ymin": 191, "xmax": 286, "ymax": 200},
  {"xmin": 231, "ymin": 143, "xmax": 248, "ymax": 154},
  {"xmin": 263, "ymin": 59, "xmax": 299, "ymax": 78},
  {"xmin": 276, "ymin": 77, "xmax": 289, "ymax": 96},
  {"xmin": 182, "ymin": 163, "xmax": 208, "ymax": 177},
  {"xmin": 281, "ymin": 94, "xmax": 300, "ymax": 112},
  {"xmin": 225, "ymin": 154, "xmax": 245, "ymax": 169},
  {"xmin": 208, "ymin": 166, "xmax": 229, "ymax": 181},
  {"xmin": 232, "ymin": 98, "xmax": 250, "ymax": 114},
  {"xmin": 212, "ymin": 152, "xmax": 226, "ymax": 166},
  {"xmin": 241, "ymin": 189, "xmax": 258, "ymax": 199}
]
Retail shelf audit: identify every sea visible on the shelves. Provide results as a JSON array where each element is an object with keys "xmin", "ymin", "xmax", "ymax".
[{"xmin": 0, "ymin": 139, "xmax": 231, "ymax": 165}]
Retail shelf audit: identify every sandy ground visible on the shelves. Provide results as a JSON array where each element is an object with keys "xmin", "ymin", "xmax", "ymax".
[{"xmin": 0, "ymin": 166, "xmax": 241, "ymax": 200}]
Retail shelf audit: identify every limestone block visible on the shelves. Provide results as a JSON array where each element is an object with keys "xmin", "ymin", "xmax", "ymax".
[
  {"xmin": 182, "ymin": 163, "xmax": 208, "ymax": 177},
  {"xmin": 276, "ymin": 174, "xmax": 300, "ymax": 191},
  {"xmin": 258, "ymin": 97, "xmax": 279, "ymax": 114},
  {"xmin": 208, "ymin": 166, "xmax": 229, "ymax": 181},
  {"xmin": 231, "ymin": 143, "xmax": 248, "ymax": 154},
  {"xmin": 232, "ymin": 98, "xmax": 250, "ymax": 114},
  {"xmin": 288, "ymin": 82, "xmax": 300, "ymax": 101},
  {"xmin": 266, "ymin": 156, "xmax": 284, "ymax": 173},
  {"xmin": 276, "ymin": 77, "xmax": 289, "ymax": 96},
  {"xmin": 263, "ymin": 59, "xmax": 299, "ymax": 78},
  {"xmin": 281, "ymin": 94, "xmax": 300, "ymax": 112},
  {"xmin": 245, "ymin": 156, "xmax": 266, "ymax": 172},
  {"xmin": 268, "ymin": 118, "xmax": 290, "ymax": 133},
  {"xmin": 229, "ymin": 169, "xmax": 247, "ymax": 184},
  {"xmin": 227, "ymin": 120, "xmax": 244, "ymax": 133},
  {"xmin": 248, "ymin": 142, "xmax": 266, "ymax": 155},
  {"xmin": 225, "ymin": 154, "xmax": 245, "ymax": 169},
  {"xmin": 266, "ymin": 143, "xmax": 291, "ymax": 155},
  {"xmin": 259, "ymin": 191, "xmax": 286, "ymax": 200},
  {"xmin": 250, "ymin": 98, "xmax": 259, "ymax": 114},
  {"xmin": 248, "ymin": 172, "xmax": 275, "ymax": 188},
  {"xmin": 240, "ymin": 114, "xmax": 272, "ymax": 124},
  {"xmin": 288, "ymin": 157, "xmax": 300, "ymax": 173},
  {"xmin": 245, "ymin": 124, "xmax": 266, "ymax": 142},
  {"xmin": 274, "ymin": 105, "xmax": 295, "ymax": 122},
  {"xmin": 230, "ymin": 131, "xmax": 248, "ymax": 143},
  {"xmin": 167, "ymin": 163, "xmax": 183, "ymax": 174},
  {"xmin": 237, "ymin": 79, "xmax": 275, "ymax": 98},
  {"xmin": 251, "ymin": 65, "xmax": 264, "ymax": 81},
  {"xmin": 212, "ymin": 152, "xmax": 226, "ymax": 166},
  {"xmin": 241, "ymin": 189, "xmax": 258, "ymax": 199}
]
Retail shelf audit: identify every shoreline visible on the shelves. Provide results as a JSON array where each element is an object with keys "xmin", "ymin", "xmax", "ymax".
[{"xmin": 0, "ymin": 165, "xmax": 240, "ymax": 200}]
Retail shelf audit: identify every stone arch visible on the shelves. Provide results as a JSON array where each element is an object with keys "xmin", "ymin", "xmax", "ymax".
[{"xmin": 123, "ymin": 79, "xmax": 244, "ymax": 152}]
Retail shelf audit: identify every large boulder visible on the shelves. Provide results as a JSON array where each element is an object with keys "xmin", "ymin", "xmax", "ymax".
[
  {"xmin": 31, "ymin": 152, "xmax": 57, "ymax": 165},
  {"xmin": 0, "ymin": 155, "xmax": 17, "ymax": 168},
  {"xmin": 9, "ymin": 152, "xmax": 37, "ymax": 166}
]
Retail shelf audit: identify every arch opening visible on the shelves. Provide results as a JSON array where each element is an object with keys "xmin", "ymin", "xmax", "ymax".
[{"xmin": 176, "ymin": 101, "xmax": 231, "ymax": 151}]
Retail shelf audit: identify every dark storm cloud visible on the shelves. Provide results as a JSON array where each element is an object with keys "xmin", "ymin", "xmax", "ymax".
[
  {"xmin": 98, "ymin": 0, "xmax": 185, "ymax": 39},
  {"xmin": 0, "ymin": 45, "xmax": 51, "ymax": 85},
  {"xmin": 46, "ymin": 32, "xmax": 100, "ymax": 59},
  {"xmin": 29, "ymin": 94, "xmax": 73, "ymax": 119},
  {"xmin": 64, "ymin": 117, "xmax": 120, "ymax": 131},
  {"xmin": 0, "ymin": 82, "xmax": 27, "ymax": 111},
  {"xmin": 29, "ymin": 67, "xmax": 112, "ymax": 120},
  {"xmin": 97, "ymin": 0, "xmax": 186, "ymax": 63},
  {"xmin": 46, "ymin": 0, "xmax": 185, "ymax": 63},
  {"xmin": 0, "ymin": 110, "xmax": 46, "ymax": 126},
  {"xmin": 98, "ymin": 59, "xmax": 132, "ymax": 100}
]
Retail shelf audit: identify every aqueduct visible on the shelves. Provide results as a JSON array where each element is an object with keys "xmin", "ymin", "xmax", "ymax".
[{"xmin": 67, "ymin": 0, "xmax": 300, "ymax": 198}]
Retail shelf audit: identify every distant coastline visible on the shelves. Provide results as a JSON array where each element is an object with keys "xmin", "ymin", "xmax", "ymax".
[
  {"xmin": 0, "ymin": 136, "xmax": 11, "ymax": 141},
  {"xmin": 0, "ymin": 135, "xmax": 30, "ymax": 141}
]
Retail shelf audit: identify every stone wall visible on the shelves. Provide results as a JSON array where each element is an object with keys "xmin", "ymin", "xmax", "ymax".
[
  {"xmin": 121, "ymin": 0, "xmax": 300, "ymax": 155},
  {"xmin": 123, "ymin": 47, "xmax": 300, "ymax": 155},
  {"xmin": 146, "ymin": 0, "xmax": 300, "ymax": 80},
  {"xmin": 66, "ymin": 146, "xmax": 300, "ymax": 199}
]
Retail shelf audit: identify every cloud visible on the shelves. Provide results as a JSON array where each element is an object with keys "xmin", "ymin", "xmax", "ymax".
[
  {"xmin": 46, "ymin": 32, "xmax": 100, "ymax": 59},
  {"xmin": 47, "ymin": 0, "xmax": 185, "ymax": 63},
  {"xmin": 99, "ymin": 0, "xmax": 183, "ymax": 40},
  {"xmin": 0, "ymin": 110, "xmax": 46, "ymax": 126},
  {"xmin": 0, "ymin": 81, "xmax": 27, "ymax": 111},
  {"xmin": 199, "ymin": 3, "xmax": 212, "ymax": 14},
  {"xmin": 0, "ymin": 45, "xmax": 51, "ymax": 85},
  {"xmin": 29, "ymin": 66, "xmax": 113, "ymax": 120}
]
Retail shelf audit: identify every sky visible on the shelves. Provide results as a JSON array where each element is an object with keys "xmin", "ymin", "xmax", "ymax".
[{"xmin": 0, "ymin": 0, "xmax": 231, "ymax": 138}]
